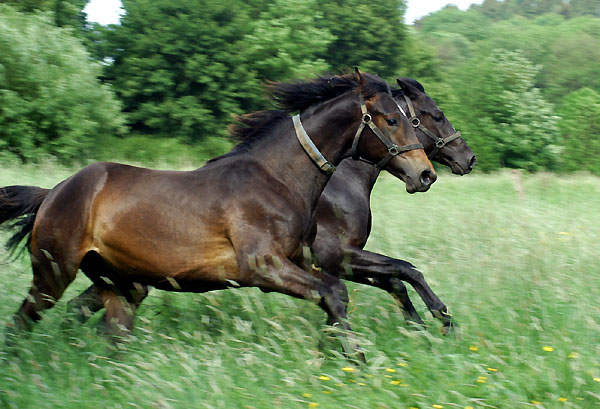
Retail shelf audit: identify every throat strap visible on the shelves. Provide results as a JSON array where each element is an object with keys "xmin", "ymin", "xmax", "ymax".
[{"xmin": 292, "ymin": 114, "xmax": 336, "ymax": 174}]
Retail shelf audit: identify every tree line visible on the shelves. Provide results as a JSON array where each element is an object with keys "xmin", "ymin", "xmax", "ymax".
[{"xmin": 1, "ymin": 0, "xmax": 599, "ymax": 173}]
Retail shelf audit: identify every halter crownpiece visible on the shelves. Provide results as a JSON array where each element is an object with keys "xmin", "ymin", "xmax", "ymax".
[{"xmin": 292, "ymin": 114, "xmax": 336, "ymax": 174}]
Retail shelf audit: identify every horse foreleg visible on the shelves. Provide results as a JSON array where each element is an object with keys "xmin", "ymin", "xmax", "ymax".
[
  {"xmin": 340, "ymin": 247, "xmax": 453, "ymax": 334},
  {"xmin": 241, "ymin": 251, "xmax": 364, "ymax": 362}
]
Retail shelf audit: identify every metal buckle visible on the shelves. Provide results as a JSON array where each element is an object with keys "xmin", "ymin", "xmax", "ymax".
[
  {"xmin": 410, "ymin": 117, "xmax": 420, "ymax": 128},
  {"xmin": 388, "ymin": 145, "xmax": 399, "ymax": 155},
  {"xmin": 435, "ymin": 138, "xmax": 446, "ymax": 148},
  {"xmin": 362, "ymin": 113, "xmax": 372, "ymax": 123}
]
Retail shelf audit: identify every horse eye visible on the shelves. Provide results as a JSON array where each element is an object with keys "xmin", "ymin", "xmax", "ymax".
[
  {"xmin": 386, "ymin": 118, "xmax": 398, "ymax": 126},
  {"xmin": 433, "ymin": 115, "xmax": 443, "ymax": 122}
]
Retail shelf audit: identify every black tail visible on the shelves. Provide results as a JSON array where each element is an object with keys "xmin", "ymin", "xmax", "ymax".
[{"xmin": 0, "ymin": 185, "xmax": 50, "ymax": 256}]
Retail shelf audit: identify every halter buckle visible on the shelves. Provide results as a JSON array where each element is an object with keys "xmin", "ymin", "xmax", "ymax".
[
  {"xmin": 410, "ymin": 117, "xmax": 420, "ymax": 128},
  {"xmin": 362, "ymin": 113, "xmax": 372, "ymax": 123},
  {"xmin": 435, "ymin": 138, "xmax": 446, "ymax": 148},
  {"xmin": 388, "ymin": 145, "xmax": 399, "ymax": 156}
]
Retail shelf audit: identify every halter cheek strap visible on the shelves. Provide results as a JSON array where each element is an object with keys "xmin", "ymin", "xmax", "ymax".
[
  {"xmin": 403, "ymin": 94, "xmax": 461, "ymax": 159},
  {"xmin": 351, "ymin": 94, "xmax": 423, "ymax": 169}
]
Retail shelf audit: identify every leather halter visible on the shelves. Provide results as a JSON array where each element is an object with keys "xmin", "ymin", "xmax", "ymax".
[
  {"xmin": 292, "ymin": 93, "xmax": 424, "ymax": 174},
  {"xmin": 402, "ymin": 94, "xmax": 461, "ymax": 159}
]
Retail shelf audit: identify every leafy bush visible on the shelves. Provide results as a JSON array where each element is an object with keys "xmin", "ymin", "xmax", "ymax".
[
  {"xmin": 0, "ymin": 5, "xmax": 125, "ymax": 164},
  {"xmin": 557, "ymin": 88, "xmax": 600, "ymax": 174}
]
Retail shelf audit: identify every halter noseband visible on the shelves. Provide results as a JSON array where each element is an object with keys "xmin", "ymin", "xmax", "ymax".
[
  {"xmin": 402, "ymin": 94, "xmax": 461, "ymax": 159},
  {"xmin": 292, "ymin": 93, "xmax": 424, "ymax": 174}
]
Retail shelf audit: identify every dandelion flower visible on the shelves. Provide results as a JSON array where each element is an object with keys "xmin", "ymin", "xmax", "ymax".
[
  {"xmin": 318, "ymin": 376, "xmax": 330, "ymax": 381},
  {"xmin": 469, "ymin": 345, "xmax": 478, "ymax": 352},
  {"xmin": 385, "ymin": 368, "xmax": 397, "ymax": 373},
  {"xmin": 476, "ymin": 376, "xmax": 487, "ymax": 383},
  {"xmin": 593, "ymin": 377, "xmax": 600, "ymax": 382},
  {"xmin": 542, "ymin": 346, "xmax": 554, "ymax": 352},
  {"xmin": 487, "ymin": 367, "xmax": 498, "ymax": 372},
  {"xmin": 302, "ymin": 393, "xmax": 312, "ymax": 398},
  {"xmin": 308, "ymin": 403, "xmax": 319, "ymax": 408},
  {"xmin": 433, "ymin": 405, "xmax": 443, "ymax": 409},
  {"xmin": 465, "ymin": 406, "xmax": 474, "ymax": 409},
  {"xmin": 357, "ymin": 382, "xmax": 366, "ymax": 386},
  {"xmin": 558, "ymin": 397, "xmax": 567, "ymax": 402},
  {"xmin": 390, "ymin": 380, "xmax": 401, "ymax": 385},
  {"xmin": 341, "ymin": 367, "xmax": 354, "ymax": 372}
]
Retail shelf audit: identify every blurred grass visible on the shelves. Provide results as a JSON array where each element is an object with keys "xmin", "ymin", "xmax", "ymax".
[{"xmin": 0, "ymin": 163, "xmax": 599, "ymax": 409}]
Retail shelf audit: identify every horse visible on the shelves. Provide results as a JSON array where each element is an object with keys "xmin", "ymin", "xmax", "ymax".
[
  {"xmin": 310, "ymin": 78, "xmax": 476, "ymax": 334},
  {"xmin": 0, "ymin": 70, "xmax": 435, "ymax": 359}
]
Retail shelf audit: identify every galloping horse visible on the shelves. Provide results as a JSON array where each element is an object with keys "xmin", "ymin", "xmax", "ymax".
[{"xmin": 1, "ymin": 71, "xmax": 434, "ymax": 357}]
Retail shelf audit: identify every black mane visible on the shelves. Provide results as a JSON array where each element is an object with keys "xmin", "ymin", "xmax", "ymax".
[
  {"xmin": 268, "ymin": 72, "xmax": 391, "ymax": 113},
  {"xmin": 208, "ymin": 72, "xmax": 392, "ymax": 162}
]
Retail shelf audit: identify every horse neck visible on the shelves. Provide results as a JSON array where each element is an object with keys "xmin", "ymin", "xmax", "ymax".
[
  {"xmin": 334, "ymin": 159, "xmax": 381, "ymax": 195},
  {"xmin": 245, "ymin": 95, "xmax": 361, "ymax": 210}
]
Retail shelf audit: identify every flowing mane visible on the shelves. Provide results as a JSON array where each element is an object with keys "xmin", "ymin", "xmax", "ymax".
[{"xmin": 208, "ymin": 72, "xmax": 392, "ymax": 163}]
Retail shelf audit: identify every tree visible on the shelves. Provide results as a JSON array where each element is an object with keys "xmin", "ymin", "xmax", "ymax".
[
  {"xmin": 103, "ymin": 0, "xmax": 335, "ymax": 143},
  {"xmin": 557, "ymin": 88, "xmax": 600, "ymax": 174},
  {"xmin": 0, "ymin": 5, "xmax": 125, "ymax": 163},
  {"xmin": 447, "ymin": 50, "xmax": 559, "ymax": 171},
  {"xmin": 316, "ymin": 0, "xmax": 408, "ymax": 79}
]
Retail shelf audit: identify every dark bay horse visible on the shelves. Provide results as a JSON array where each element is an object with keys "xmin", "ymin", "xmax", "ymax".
[
  {"xmin": 311, "ymin": 78, "xmax": 476, "ymax": 334},
  {"xmin": 1, "ymin": 71, "xmax": 434, "ymax": 357}
]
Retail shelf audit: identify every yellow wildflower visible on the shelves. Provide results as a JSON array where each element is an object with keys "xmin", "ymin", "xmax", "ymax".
[
  {"xmin": 308, "ymin": 403, "xmax": 319, "ymax": 408},
  {"xmin": 465, "ymin": 406, "xmax": 474, "ymax": 409},
  {"xmin": 322, "ymin": 391, "xmax": 331, "ymax": 395},
  {"xmin": 357, "ymin": 382, "xmax": 366, "ymax": 386},
  {"xmin": 341, "ymin": 367, "xmax": 354, "ymax": 372},
  {"xmin": 469, "ymin": 345, "xmax": 479, "ymax": 352},
  {"xmin": 531, "ymin": 401, "xmax": 542, "ymax": 405},
  {"xmin": 542, "ymin": 346, "xmax": 554, "ymax": 352},
  {"xmin": 433, "ymin": 405, "xmax": 444, "ymax": 409},
  {"xmin": 390, "ymin": 380, "xmax": 401, "ymax": 385},
  {"xmin": 593, "ymin": 377, "xmax": 600, "ymax": 382},
  {"xmin": 302, "ymin": 393, "xmax": 312, "ymax": 398},
  {"xmin": 558, "ymin": 397, "xmax": 567, "ymax": 402},
  {"xmin": 397, "ymin": 362, "xmax": 408, "ymax": 367},
  {"xmin": 318, "ymin": 375, "xmax": 330, "ymax": 381},
  {"xmin": 385, "ymin": 368, "xmax": 397, "ymax": 373},
  {"xmin": 487, "ymin": 367, "xmax": 498, "ymax": 372},
  {"xmin": 476, "ymin": 376, "xmax": 487, "ymax": 383}
]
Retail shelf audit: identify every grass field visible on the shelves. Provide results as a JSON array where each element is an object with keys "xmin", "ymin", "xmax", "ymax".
[{"xmin": 0, "ymin": 162, "xmax": 599, "ymax": 409}]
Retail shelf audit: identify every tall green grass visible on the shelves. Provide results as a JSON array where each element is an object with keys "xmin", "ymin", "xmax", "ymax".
[{"xmin": 0, "ymin": 163, "xmax": 598, "ymax": 409}]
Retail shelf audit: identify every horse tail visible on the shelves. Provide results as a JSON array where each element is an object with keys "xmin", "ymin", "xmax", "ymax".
[{"xmin": 0, "ymin": 185, "xmax": 50, "ymax": 255}]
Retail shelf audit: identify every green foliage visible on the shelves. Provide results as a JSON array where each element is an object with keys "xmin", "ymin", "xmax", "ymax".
[
  {"xmin": 0, "ymin": 5, "xmax": 125, "ymax": 163},
  {"xmin": 448, "ymin": 50, "xmax": 559, "ymax": 171},
  {"xmin": 104, "ymin": 0, "xmax": 334, "ymax": 144},
  {"xmin": 316, "ymin": 0, "xmax": 408, "ymax": 79},
  {"xmin": 557, "ymin": 88, "xmax": 600, "ymax": 174},
  {"xmin": 1, "ymin": 0, "xmax": 88, "ymax": 29}
]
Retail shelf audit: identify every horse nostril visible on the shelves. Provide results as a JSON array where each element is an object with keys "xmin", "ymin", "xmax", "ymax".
[
  {"xmin": 469, "ymin": 155, "xmax": 477, "ymax": 170},
  {"xmin": 420, "ymin": 170, "xmax": 434, "ymax": 187}
]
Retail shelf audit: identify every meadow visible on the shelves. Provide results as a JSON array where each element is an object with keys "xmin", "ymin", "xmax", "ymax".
[{"xmin": 0, "ymin": 161, "xmax": 599, "ymax": 409}]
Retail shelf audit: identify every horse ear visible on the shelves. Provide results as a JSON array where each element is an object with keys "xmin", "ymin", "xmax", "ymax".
[
  {"xmin": 354, "ymin": 66, "xmax": 363, "ymax": 86},
  {"xmin": 396, "ymin": 78, "xmax": 414, "ymax": 98},
  {"xmin": 397, "ymin": 77, "xmax": 425, "ymax": 98}
]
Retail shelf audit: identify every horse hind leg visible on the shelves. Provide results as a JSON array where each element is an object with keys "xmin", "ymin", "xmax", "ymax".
[{"xmin": 7, "ymin": 249, "xmax": 78, "ymax": 337}]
